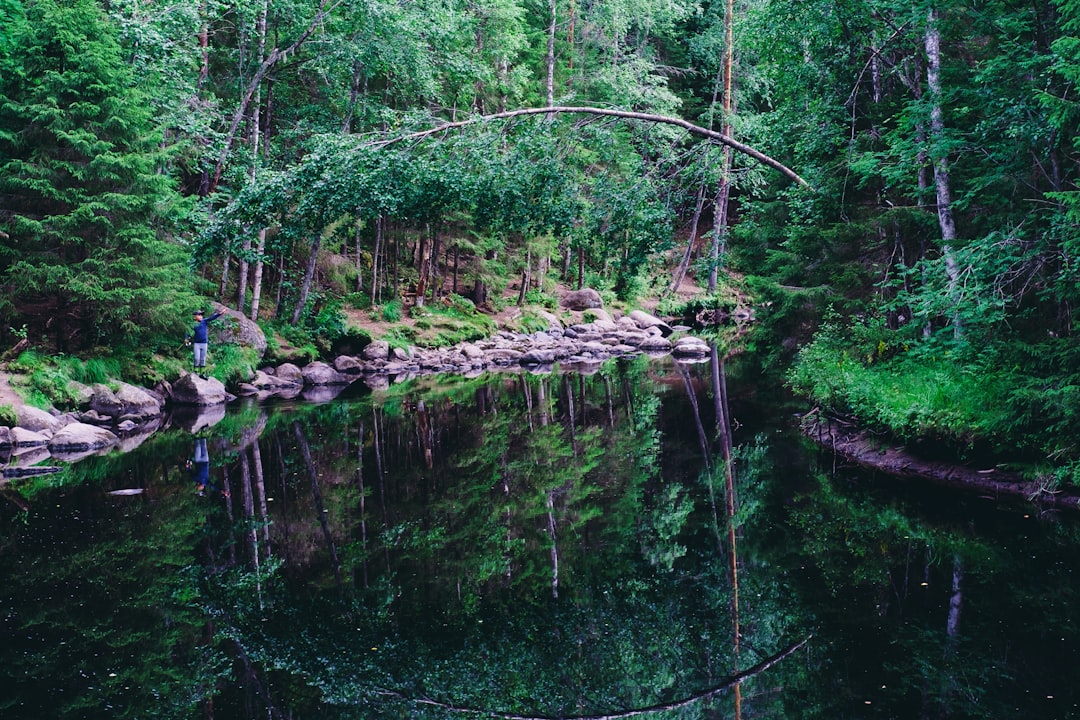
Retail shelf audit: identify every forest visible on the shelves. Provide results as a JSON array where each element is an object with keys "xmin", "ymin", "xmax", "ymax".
[{"xmin": 1, "ymin": 0, "xmax": 1079, "ymax": 486}]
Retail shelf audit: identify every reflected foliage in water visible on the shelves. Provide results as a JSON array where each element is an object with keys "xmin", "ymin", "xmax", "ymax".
[{"xmin": 1, "ymin": 354, "xmax": 1079, "ymax": 719}]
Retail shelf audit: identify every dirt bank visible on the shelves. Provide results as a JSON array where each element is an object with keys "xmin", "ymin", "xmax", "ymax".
[{"xmin": 802, "ymin": 410, "xmax": 1080, "ymax": 512}]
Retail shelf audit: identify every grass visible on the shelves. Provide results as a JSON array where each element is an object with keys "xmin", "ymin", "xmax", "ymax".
[{"xmin": 788, "ymin": 317, "xmax": 1080, "ymax": 485}]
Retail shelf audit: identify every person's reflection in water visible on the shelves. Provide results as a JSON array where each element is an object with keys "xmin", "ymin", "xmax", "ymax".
[{"xmin": 187, "ymin": 437, "xmax": 228, "ymax": 498}]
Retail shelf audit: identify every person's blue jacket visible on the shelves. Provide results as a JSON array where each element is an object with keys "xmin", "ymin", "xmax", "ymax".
[{"xmin": 189, "ymin": 310, "xmax": 224, "ymax": 343}]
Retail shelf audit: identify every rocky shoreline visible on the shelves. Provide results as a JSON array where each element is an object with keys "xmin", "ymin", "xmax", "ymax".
[{"xmin": 0, "ymin": 308, "xmax": 713, "ymax": 476}]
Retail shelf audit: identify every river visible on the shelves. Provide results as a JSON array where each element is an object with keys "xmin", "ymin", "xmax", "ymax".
[{"xmin": 1, "ymin": 350, "xmax": 1077, "ymax": 719}]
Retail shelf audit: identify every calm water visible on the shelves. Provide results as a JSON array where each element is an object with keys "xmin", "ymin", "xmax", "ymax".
[{"xmin": 1, "ymin": 352, "xmax": 1078, "ymax": 719}]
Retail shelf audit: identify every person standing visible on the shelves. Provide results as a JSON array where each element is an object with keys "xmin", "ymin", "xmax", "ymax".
[{"xmin": 186, "ymin": 308, "xmax": 225, "ymax": 375}]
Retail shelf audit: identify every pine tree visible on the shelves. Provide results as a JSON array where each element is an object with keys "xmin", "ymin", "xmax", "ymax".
[{"xmin": 0, "ymin": 0, "xmax": 194, "ymax": 352}]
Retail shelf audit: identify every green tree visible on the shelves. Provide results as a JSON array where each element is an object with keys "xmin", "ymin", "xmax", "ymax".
[{"xmin": 0, "ymin": 0, "xmax": 194, "ymax": 352}]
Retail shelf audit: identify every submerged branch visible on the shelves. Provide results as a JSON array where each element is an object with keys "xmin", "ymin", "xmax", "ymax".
[
  {"xmin": 377, "ymin": 635, "xmax": 812, "ymax": 719},
  {"xmin": 368, "ymin": 106, "xmax": 810, "ymax": 188}
]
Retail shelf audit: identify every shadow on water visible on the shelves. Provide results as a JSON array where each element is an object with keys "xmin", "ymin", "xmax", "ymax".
[{"xmin": 1, "ymin": 351, "xmax": 1078, "ymax": 719}]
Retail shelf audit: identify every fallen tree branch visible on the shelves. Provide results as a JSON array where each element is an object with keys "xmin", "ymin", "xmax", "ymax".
[
  {"xmin": 368, "ymin": 106, "xmax": 811, "ymax": 189},
  {"xmin": 376, "ymin": 635, "xmax": 812, "ymax": 719}
]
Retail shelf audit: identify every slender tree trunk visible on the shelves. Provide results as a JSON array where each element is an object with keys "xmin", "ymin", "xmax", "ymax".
[
  {"xmin": 708, "ymin": 0, "xmax": 736, "ymax": 293},
  {"xmin": 291, "ymin": 235, "xmax": 321, "ymax": 324},
  {"xmin": 250, "ymin": 228, "xmax": 266, "ymax": 321},
  {"xmin": 371, "ymin": 215, "xmax": 383, "ymax": 305},
  {"xmin": 208, "ymin": 0, "xmax": 336, "ymax": 194},
  {"xmin": 669, "ymin": 184, "xmax": 707, "ymax": 293},
  {"xmin": 924, "ymin": 7, "xmax": 963, "ymax": 337},
  {"xmin": 517, "ymin": 247, "xmax": 531, "ymax": 306},
  {"xmin": 546, "ymin": 0, "xmax": 556, "ymax": 110}
]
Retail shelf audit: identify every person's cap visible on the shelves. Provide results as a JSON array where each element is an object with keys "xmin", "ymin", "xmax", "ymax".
[{"xmin": 193, "ymin": 310, "xmax": 204, "ymax": 316}]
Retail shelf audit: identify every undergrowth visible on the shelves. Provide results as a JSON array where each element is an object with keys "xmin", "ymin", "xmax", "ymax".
[{"xmin": 788, "ymin": 315, "xmax": 1080, "ymax": 486}]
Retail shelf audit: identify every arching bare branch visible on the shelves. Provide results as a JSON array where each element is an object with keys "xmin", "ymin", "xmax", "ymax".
[{"xmin": 369, "ymin": 106, "xmax": 811, "ymax": 188}]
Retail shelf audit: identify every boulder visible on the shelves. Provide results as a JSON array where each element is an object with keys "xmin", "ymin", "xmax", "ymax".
[
  {"xmin": 639, "ymin": 336, "xmax": 673, "ymax": 353},
  {"xmin": 628, "ymin": 310, "xmax": 673, "ymax": 337},
  {"xmin": 301, "ymin": 361, "xmax": 353, "ymax": 386},
  {"xmin": 561, "ymin": 288, "xmax": 604, "ymax": 311},
  {"xmin": 211, "ymin": 303, "xmax": 268, "ymax": 357},
  {"xmin": 274, "ymin": 363, "xmax": 305, "ymax": 386},
  {"xmin": 91, "ymin": 382, "xmax": 161, "ymax": 420},
  {"xmin": 334, "ymin": 355, "xmax": 364, "ymax": 375},
  {"xmin": 49, "ymin": 423, "xmax": 118, "ymax": 452},
  {"xmin": 170, "ymin": 373, "xmax": 229, "ymax": 406},
  {"xmin": 16, "ymin": 405, "xmax": 61, "ymax": 435},
  {"xmin": 362, "ymin": 341, "xmax": 391, "ymax": 362},
  {"xmin": 251, "ymin": 370, "xmax": 300, "ymax": 390},
  {"xmin": 672, "ymin": 336, "xmax": 711, "ymax": 357},
  {"xmin": 11, "ymin": 427, "xmax": 50, "ymax": 447},
  {"xmin": 89, "ymin": 384, "xmax": 124, "ymax": 418}
]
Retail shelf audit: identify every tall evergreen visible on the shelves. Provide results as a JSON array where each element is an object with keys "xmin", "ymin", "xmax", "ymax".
[{"xmin": 0, "ymin": 0, "xmax": 193, "ymax": 352}]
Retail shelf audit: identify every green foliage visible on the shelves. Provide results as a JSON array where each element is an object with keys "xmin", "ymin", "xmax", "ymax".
[
  {"xmin": 789, "ymin": 314, "xmax": 1080, "ymax": 481},
  {"xmin": 0, "ymin": 403, "xmax": 16, "ymax": 427},
  {"xmin": 379, "ymin": 300, "xmax": 403, "ymax": 323},
  {"xmin": 0, "ymin": 0, "xmax": 196, "ymax": 352}
]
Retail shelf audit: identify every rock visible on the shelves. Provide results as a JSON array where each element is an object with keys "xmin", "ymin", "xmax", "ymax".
[
  {"xmin": 672, "ymin": 336, "xmax": 711, "ymax": 357},
  {"xmin": 211, "ymin": 303, "xmax": 268, "ymax": 357},
  {"xmin": 170, "ymin": 403, "xmax": 226, "ymax": 433},
  {"xmin": 11, "ymin": 427, "xmax": 50, "ymax": 447},
  {"xmin": 520, "ymin": 349, "xmax": 558, "ymax": 365},
  {"xmin": 49, "ymin": 423, "xmax": 118, "ymax": 452},
  {"xmin": 274, "ymin": 363, "xmax": 304, "ymax": 386},
  {"xmin": 362, "ymin": 341, "xmax": 391, "ymax": 361},
  {"xmin": 89, "ymin": 384, "xmax": 124, "ymax": 418},
  {"xmin": 251, "ymin": 370, "xmax": 297, "ymax": 390},
  {"xmin": 639, "ymin": 336, "xmax": 673, "ymax": 352},
  {"xmin": 301, "ymin": 361, "xmax": 353, "ymax": 386},
  {"xmin": 0, "ymin": 426, "xmax": 10, "ymax": 448},
  {"xmin": 561, "ymin": 288, "xmax": 604, "ymax": 311},
  {"xmin": 536, "ymin": 311, "xmax": 564, "ymax": 331},
  {"xmin": 16, "ymin": 405, "xmax": 61, "ymax": 434},
  {"xmin": 628, "ymin": 310, "xmax": 673, "ymax": 337},
  {"xmin": 586, "ymin": 308, "xmax": 614, "ymax": 324},
  {"xmin": 334, "ymin": 355, "xmax": 364, "ymax": 374},
  {"xmin": 91, "ymin": 382, "xmax": 161, "ymax": 420},
  {"xmin": 171, "ymin": 373, "xmax": 229, "ymax": 406}
]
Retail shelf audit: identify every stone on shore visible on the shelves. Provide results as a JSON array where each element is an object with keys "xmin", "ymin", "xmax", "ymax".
[
  {"xmin": 171, "ymin": 373, "xmax": 229, "ymax": 406},
  {"xmin": 49, "ymin": 422, "xmax": 118, "ymax": 452}
]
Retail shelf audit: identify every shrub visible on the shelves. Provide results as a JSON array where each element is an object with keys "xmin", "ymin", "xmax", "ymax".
[{"xmin": 380, "ymin": 300, "xmax": 403, "ymax": 322}]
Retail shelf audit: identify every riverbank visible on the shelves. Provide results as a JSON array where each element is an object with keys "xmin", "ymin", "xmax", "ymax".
[
  {"xmin": 0, "ymin": 306, "xmax": 715, "ymax": 475},
  {"xmin": 802, "ymin": 410, "xmax": 1080, "ymax": 512}
]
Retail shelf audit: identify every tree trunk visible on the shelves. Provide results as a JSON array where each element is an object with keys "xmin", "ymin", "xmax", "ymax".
[
  {"xmin": 517, "ymin": 247, "xmax": 531, "ymax": 306},
  {"xmin": 371, "ymin": 215, "xmax": 383, "ymax": 305},
  {"xmin": 249, "ymin": 227, "xmax": 266, "ymax": 321},
  {"xmin": 669, "ymin": 184, "xmax": 707, "ymax": 293},
  {"xmin": 208, "ymin": 0, "xmax": 336, "ymax": 194},
  {"xmin": 708, "ymin": 0, "xmax": 736, "ymax": 293},
  {"xmin": 291, "ymin": 234, "xmax": 321, "ymax": 324},
  {"xmin": 924, "ymin": 7, "xmax": 963, "ymax": 337},
  {"xmin": 546, "ymin": 0, "xmax": 556, "ymax": 110}
]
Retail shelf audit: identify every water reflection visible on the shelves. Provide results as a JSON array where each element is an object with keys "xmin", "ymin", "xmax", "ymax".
[{"xmin": 1, "ymin": 352, "xmax": 1079, "ymax": 719}]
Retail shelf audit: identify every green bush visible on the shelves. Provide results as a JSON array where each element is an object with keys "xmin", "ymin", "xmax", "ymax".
[
  {"xmin": 0, "ymin": 404, "xmax": 17, "ymax": 427},
  {"xmin": 380, "ymin": 300, "xmax": 403, "ymax": 322}
]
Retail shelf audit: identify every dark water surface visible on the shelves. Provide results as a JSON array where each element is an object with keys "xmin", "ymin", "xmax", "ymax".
[{"xmin": 2, "ymin": 353, "xmax": 1078, "ymax": 719}]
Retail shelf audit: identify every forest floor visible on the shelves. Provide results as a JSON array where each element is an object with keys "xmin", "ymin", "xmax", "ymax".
[{"xmin": 341, "ymin": 276, "xmax": 698, "ymax": 346}]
